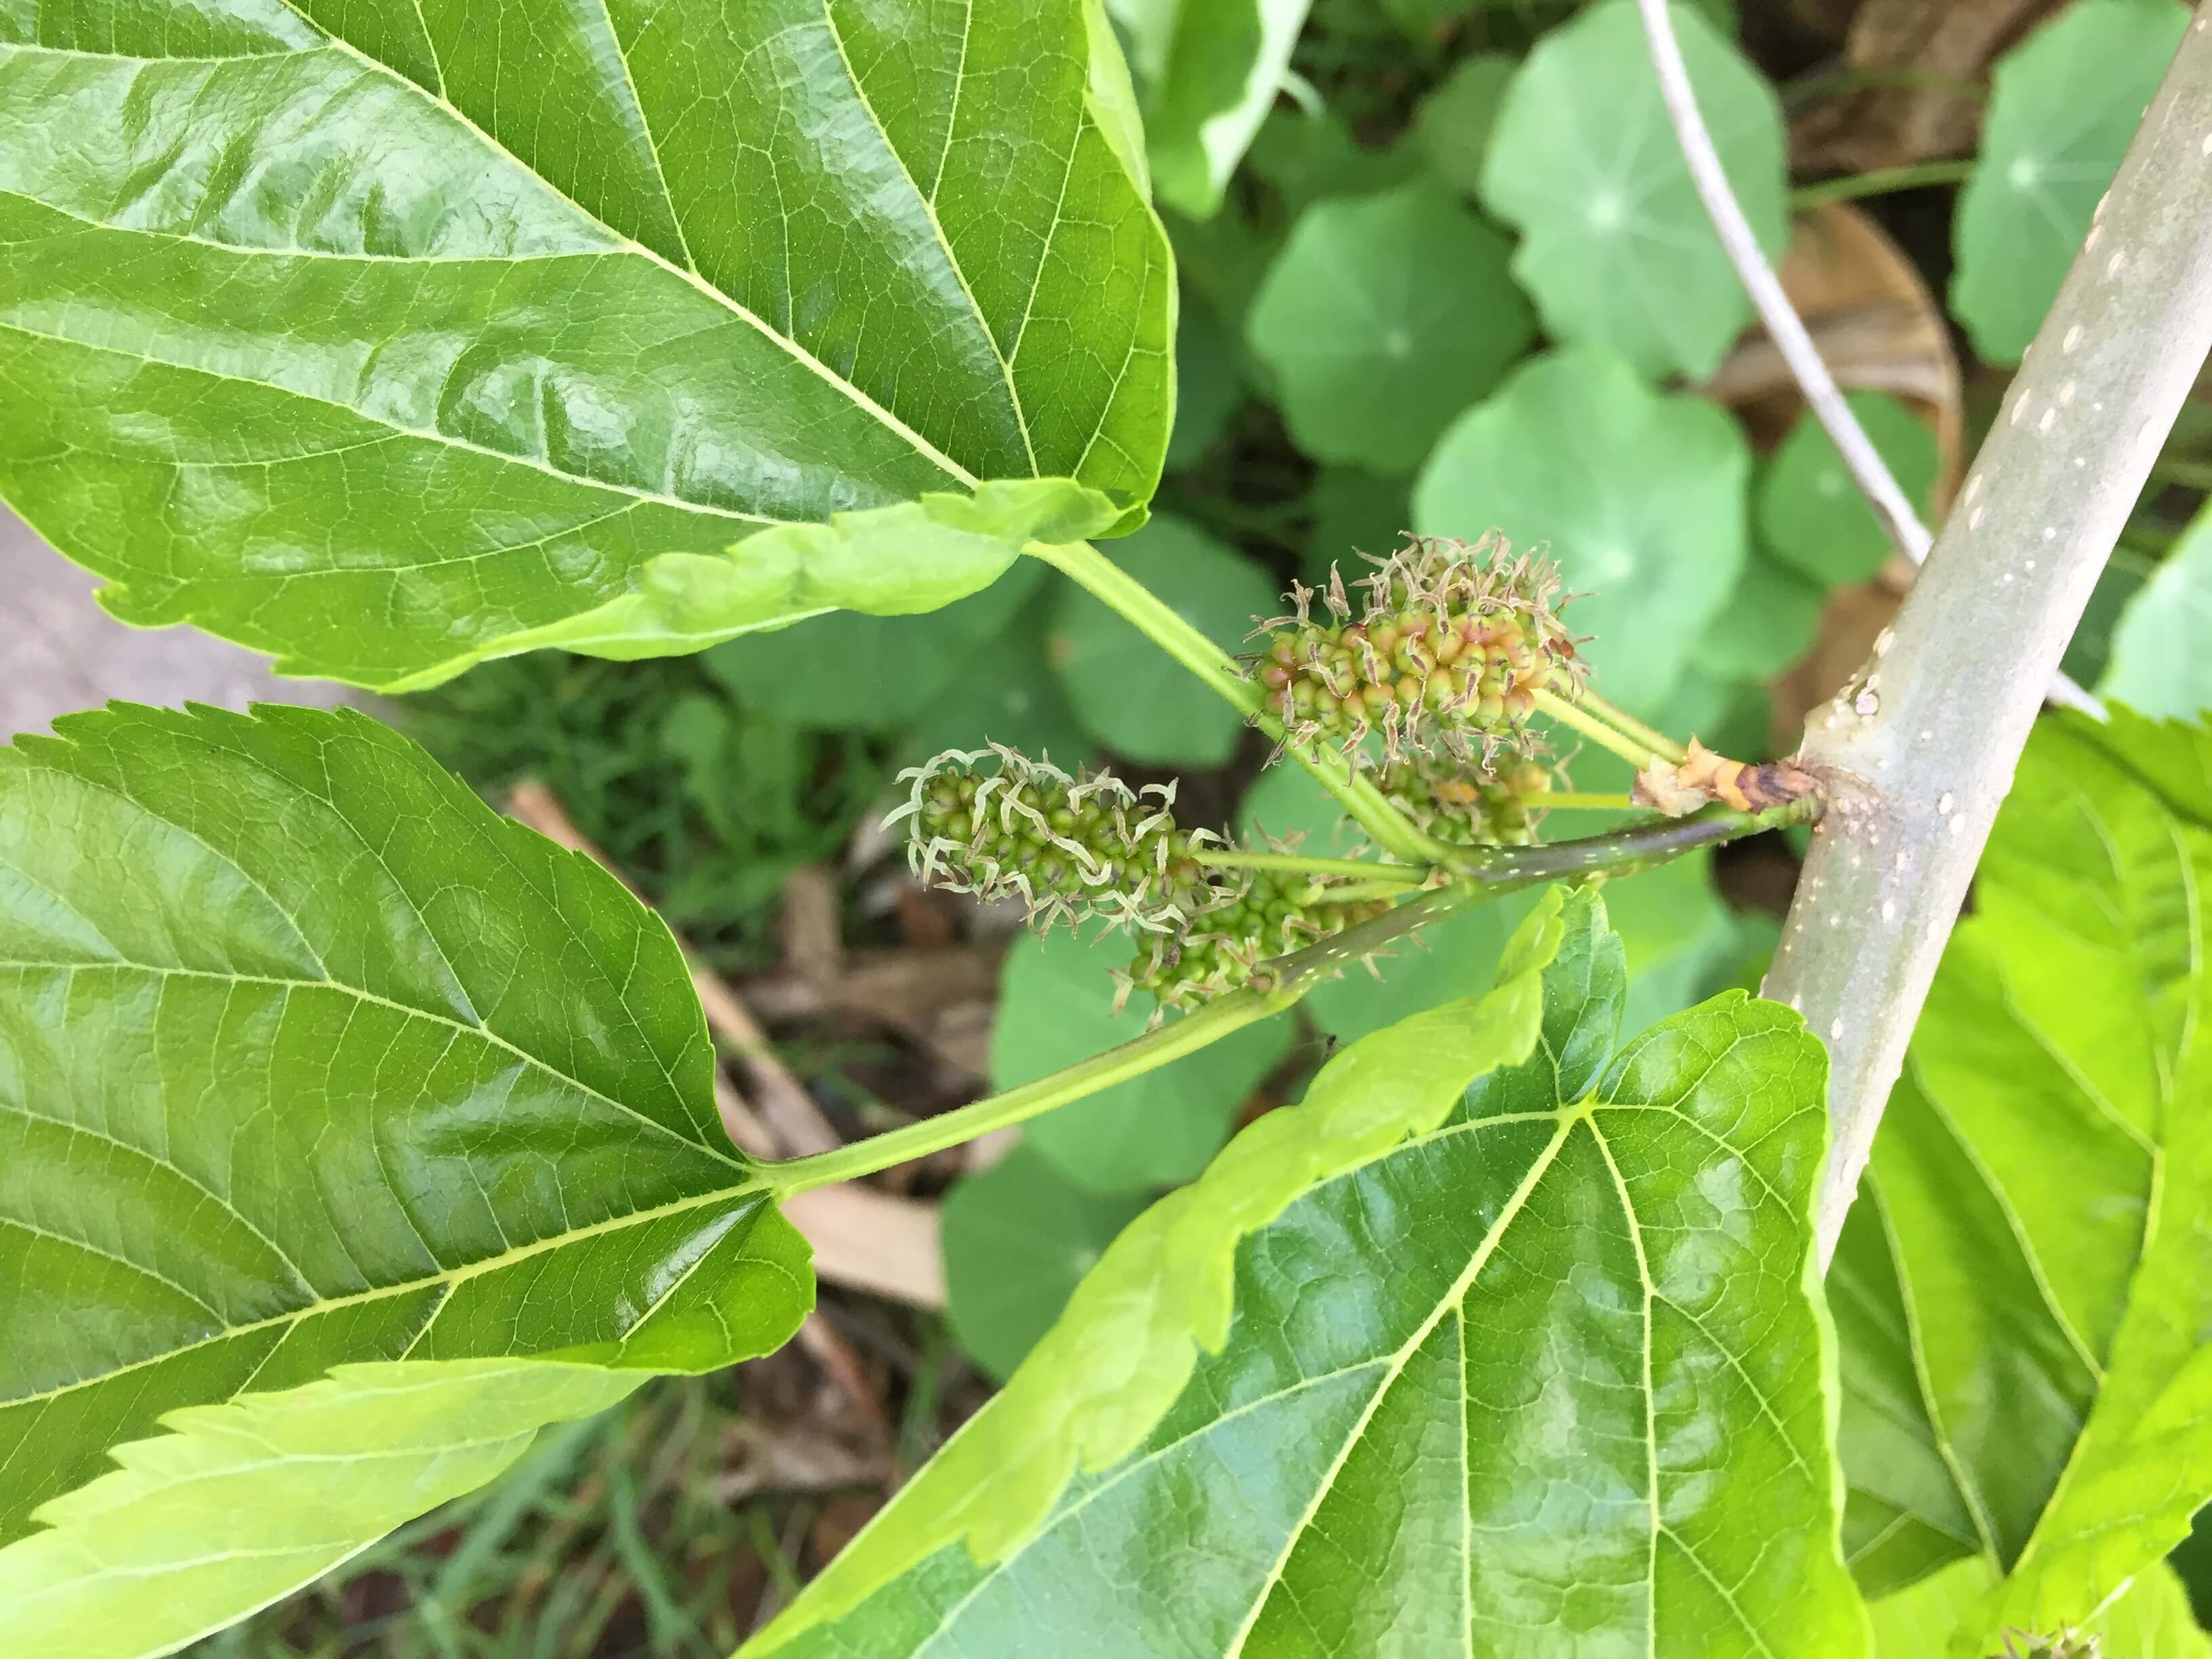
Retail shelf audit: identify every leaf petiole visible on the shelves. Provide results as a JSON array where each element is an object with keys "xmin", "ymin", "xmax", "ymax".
[
  {"xmin": 1193, "ymin": 848, "xmax": 1429, "ymax": 884},
  {"xmin": 1533, "ymin": 792, "xmax": 1638, "ymax": 811},
  {"xmin": 1530, "ymin": 686, "xmax": 1673, "ymax": 771},
  {"xmin": 766, "ymin": 800, "xmax": 1817, "ymax": 1195}
]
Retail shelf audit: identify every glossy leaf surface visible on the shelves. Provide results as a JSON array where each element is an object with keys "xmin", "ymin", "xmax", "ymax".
[
  {"xmin": 942, "ymin": 1147, "xmax": 1147, "ymax": 1382},
  {"xmin": 1952, "ymin": 0, "xmax": 2186, "ymax": 365},
  {"xmin": 0, "ymin": 708, "xmax": 811, "ymax": 1591},
  {"xmin": 1870, "ymin": 1557, "xmax": 2210, "ymax": 1659},
  {"xmin": 0, "ymin": 0, "xmax": 1172, "ymax": 688},
  {"xmin": 1482, "ymin": 0, "xmax": 1786, "ymax": 379},
  {"xmin": 989, "ymin": 926, "xmax": 1292, "ymax": 1194},
  {"xmin": 1245, "ymin": 176, "xmax": 1535, "ymax": 474},
  {"xmin": 1414, "ymin": 347, "xmax": 1753, "ymax": 711},
  {"xmin": 750, "ymin": 890, "xmax": 1868, "ymax": 1656},
  {"xmin": 1830, "ymin": 713, "xmax": 2212, "ymax": 1645},
  {"xmin": 746, "ymin": 890, "xmax": 1571, "ymax": 1651}
]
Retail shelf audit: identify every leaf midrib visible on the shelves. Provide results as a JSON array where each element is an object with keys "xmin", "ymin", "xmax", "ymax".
[
  {"xmin": 0, "ymin": 1170, "xmax": 768, "ymax": 1411},
  {"xmin": 258, "ymin": 5, "xmax": 990, "ymax": 491}
]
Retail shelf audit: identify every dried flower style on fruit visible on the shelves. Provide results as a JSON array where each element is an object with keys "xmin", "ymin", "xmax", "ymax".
[
  {"xmin": 887, "ymin": 746, "xmax": 1216, "ymax": 936},
  {"xmin": 1252, "ymin": 531, "xmax": 1584, "ymax": 771}
]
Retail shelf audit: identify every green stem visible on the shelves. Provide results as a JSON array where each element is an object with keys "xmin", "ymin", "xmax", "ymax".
[
  {"xmin": 764, "ymin": 798, "xmax": 1816, "ymax": 1194},
  {"xmin": 1027, "ymin": 540, "xmax": 1446, "ymax": 863},
  {"xmin": 1530, "ymin": 687, "xmax": 1668, "ymax": 771},
  {"xmin": 1536, "ymin": 792, "xmax": 1637, "ymax": 811},
  {"xmin": 1574, "ymin": 689, "xmax": 1690, "ymax": 765},
  {"xmin": 1195, "ymin": 848, "xmax": 1427, "ymax": 884},
  {"xmin": 1789, "ymin": 159, "xmax": 1977, "ymax": 213}
]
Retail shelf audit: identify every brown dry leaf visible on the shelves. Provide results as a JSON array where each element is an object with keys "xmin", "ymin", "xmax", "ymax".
[{"xmin": 1790, "ymin": 0, "xmax": 2062, "ymax": 172}]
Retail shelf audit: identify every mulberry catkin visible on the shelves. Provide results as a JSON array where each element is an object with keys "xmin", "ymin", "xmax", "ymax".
[{"xmin": 1253, "ymin": 531, "xmax": 1582, "ymax": 770}]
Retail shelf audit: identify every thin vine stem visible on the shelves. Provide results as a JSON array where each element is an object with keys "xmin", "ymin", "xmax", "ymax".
[
  {"xmin": 1789, "ymin": 159, "xmax": 1976, "ymax": 212},
  {"xmin": 1537, "ymin": 792, "xmax": 1637, "ymax": 811},
  {"xmin": 1025, "ymin": 539, "xmax": 1450, "ymax": 865},
  {"xmin": 1194, "ymin": 848, "xmax": 1427, "ymax": 883},
  {"xmin": 1574, "ymin": 689, "xmax": 1689, "ymax": 766},
  {"xmin": 766, "ymin": 798, "xmax": 1816, "ymax": 1194}
]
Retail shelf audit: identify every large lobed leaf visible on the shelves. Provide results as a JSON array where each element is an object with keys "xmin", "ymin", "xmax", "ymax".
[
  {"xmin": 0, "ymin": 704, "xmax": 813, "ymax": 1652},
  {"xmin": 1829, "ymin": 712, "xmax": 2212, "ymax": 1650},
  {"xmin": 749, "ymin": 888, "xmax": 1868, "ymax": 1656},
  {"xmin": 0, "ymin": 0, "xmax": 1172, "ymax": 689}
]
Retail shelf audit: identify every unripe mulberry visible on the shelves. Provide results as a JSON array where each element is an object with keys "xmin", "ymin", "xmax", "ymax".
[
  {"xmin": 887, "ymin": 746, "xmax": 1215, "ymax": 935},
  {"xmin": 1121, "ymin": 855, "xmax": 1392, "ymax": 1017},
  {"xmin": 1379, "ymin": 754, "xmax": 1554, "ymax": 846},
  {"xmin": 1252, "ymin": 531, "xmax": 1582, "ymax": 771}
]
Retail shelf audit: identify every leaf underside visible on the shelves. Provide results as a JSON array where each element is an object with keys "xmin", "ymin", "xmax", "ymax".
[
  {"xmin": 1829, "ymin": 712, "xmax": 2212, "ymax": 1651},
  {"xmin": 0, "ymin": 0, "xmax": 1172, "ymax": 687},
  {"xmin": 751, "ymin": 890, "xmax": 1868, "ymax": 1656},
  {"xmin": 0, "ymin": 705, "xmax": 813, "ymax": 1650}
]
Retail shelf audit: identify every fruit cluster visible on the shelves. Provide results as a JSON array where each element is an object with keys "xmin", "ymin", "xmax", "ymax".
[
  {"xmin": 892, "ymin": 748, "xmax": 1399, "ymax": 1015},
  {"xmin": 1120, "ymin": 854, "xmax": 1392, "ymax": 1016},
  {"xmin": 889, "ymin": 746, "xmax": 1213, "ymax": 935},
  {"xmin": 1379, "ymin": 752, "xmax": 1554, "ymax": 847},
  {"xmin": 1252, "ymin": 532, "xmax": 1582, "ymax": 770}
]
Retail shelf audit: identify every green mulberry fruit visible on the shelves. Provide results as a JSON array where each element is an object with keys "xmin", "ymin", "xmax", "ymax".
[
  {"xmin": 1120, "ymin": 847, "xmax": 1393, "ymax": 1017},
  {"xmin": 1379, "ymin": 752, "xmax": 1555, "ymax": 846},
  {"xmin": 888, "ymin": 745, "xmax": 1216, "ymax": 935},
  {"xmin": 1252, "ymin": 531, "xmax": 1582, "ymax": 771}
]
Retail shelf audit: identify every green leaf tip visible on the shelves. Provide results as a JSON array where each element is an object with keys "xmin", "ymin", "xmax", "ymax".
[
  {"xmin": 0, "ymin": 699, "xmax": 814, "ymax": 1646},
  {"xmin": 0, "ymin": 1359, "xmax": 647, "ymax": 1659},
  {"xmin": 743, "ymin": 886, "xmax": 1574, "ymax": 1653}
]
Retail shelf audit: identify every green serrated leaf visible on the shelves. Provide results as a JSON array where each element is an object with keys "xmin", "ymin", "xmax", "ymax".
[
  {"xmin": 1246, "ymin": 176, "xmax": 1536, "ymax": 474},
  {"xmin": 1757, "ymin": 393, "xmax": 1939, "ymax": 587},
  {"xmin": 1871, "ymin": 1557, "xmax": 2212, "ymax": 1658},
  {"xmin": 2102, "ymin": 504, "xmax": 2212, "ymax": 721},
  {"xmin": 1414, "ymin": 52, "xmax": 1516, "ymax": 197},
  {"xmin": 746, "ymin": 888, "xmax": 1869, "ymax": 1656},
  {"xmin": 0, "ymin": 1359, "xmax": 644, "ymax": 1659},
  {"xmin": 989, "ymin": 927, "xmax": 1292, "ymax": 1194},
  {"xmin": 700, "ymin": 557, "xmax": 1045, "ymax": 731},
  {"xmin": 1952, "ymin": 0, "xmax": 2188, "ymax": 365},
  {"xmin": 0, "ymin": 0, "xmax": 1172, "ymax": 689},
  {"xmin": 942, "ymin": 1147, "xmax": 1147, "ymax": 1383},
  {"xmin": 1109, "ymin": 0, "xmax": 1315, "ymax": 220},
  {"xmin": 0, "ymin": 705, "xmax": 813, "ymax": 1645},
  {"xmin": 1481, "ymin": 0, "xmax": 1786, "ymax": 379},
  {"xmin": 1414, "ymin": 346, "xmax": 1753, "ymax": 710},
  {"xmin": 1046, "ymin": 512, "xmax": 1277, "ymax": 764},
  {"xmin": 1828, "ymin": 711, "xmax": 2212, "ymax": 1647}
]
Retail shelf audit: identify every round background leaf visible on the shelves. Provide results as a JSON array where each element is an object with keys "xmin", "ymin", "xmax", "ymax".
[
  {"xmin": 941, "ymin": 1147, "xmax": 1147, "ymax": 1383},
  {"xmin": 1414, "ymin": 52, "xmax": 1515, "ymax": 197},
  {"xmin": 2100, "ymin": 504, "xmax": 2212, "ymax": 720},
  {"xmin": 989, "ymin": 927, "xmax": 1292, "ymax": 1193},
  {"xmin": 1757, "ymin": 392, "xmax": 1938, "ymax": 586},
  {"xmin": 1245, "ymin": 176, "xmax": 1535, "ymax": 474},
  {"xmin": 1302, "ymin": 468, "xmax": 1412, "ymax": 588},
  {"xmin": 899, "ymin": 589, "xmax": 1099, "ymax": 769},
  {"xmin": 1166, "ymin": 289, "xmax": 1246, "ymax": 470},
  {"xmin": 1481, "ymin": 0, "xmax": 1786, "ymax": 380},
  {"xmin": 703, "ymin": 560, "xmax": 1044, "ymax": 731},
  {"xmin": 1699, "ymin": 555, "xmax": 1826, "ymax": 681},
  {"xmin": 1413, "ymin": 346, "xmax": 1754, "ymax": 712},
  {"xmin": 1952, "ymin": 0, "xmax": 2189, "ymax": 365},
  {"xmin": 1046, "ymin": 514, "xmax": 1277, "ymax": 765}
]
